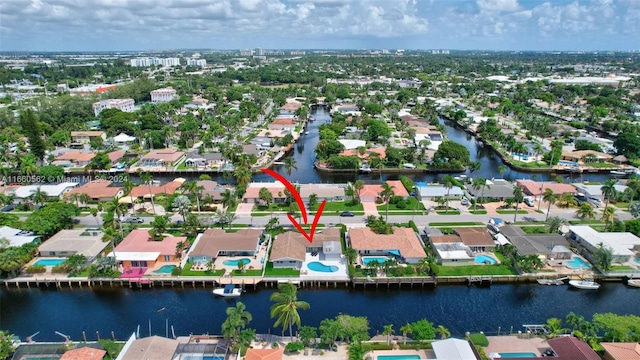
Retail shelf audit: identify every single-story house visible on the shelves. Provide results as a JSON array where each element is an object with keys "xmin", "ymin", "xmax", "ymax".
[
  {"xmin": 543, "ymin": 336, "xmax": 601, "ymax": 360},
  {"xmin": 568, "ymin": 225, "xmax": 640, "ymax": 264},
  {"xmin": 416, "ymin": 184, "xmax": 464, "ymax": 201},
  {"xmin": 60, "ymin": 347, "xmax": 107, "ymax": 360},
  {"xmin": 561, "ymin": 150, "xmax": 613, "ymax": 163},
  {"xmin": 431, "ymin": 338, "xmax": 476, "ymax": 360},
  {"xmin": 500, "ymin": 225, "xmax": 572, "ymax": 259},
  {"xmin": 429, "ymin": 235, "xmax": 475, "ymax": 266},
  {"xmin": 198, "ymin": 180, "xmax": 233, "ymax": 202},
  {"xmin": 184, "ymin": 151, "xmax": 226, "ymax": 168},
  {"xmin": 270, "ymin": 227, "xmax": 341, "ymax": 269},
  {"xmin": 298, "ymin": 184, "xmax": 346, "ymax": 202},
  {"xmin": 245, "ymin": 348, "xmax": 283, "ymax": 360},
  {"xmin": 70, "ymin": 131, "xmax": 107, "ymax": 145},
  {"xmin": 242, "ymin": 182, "xmax": 286, "ymax": 204},
  {"xmin": 113, "ymin": 229, "xmax": 187, "ymax": 269},
  {"xmin": 13, "ymin": 183, "xmax": 78, "ymax": 200},
  {"xmin": 107, "ymin": 150, "xmax": 125, "ymax": 165},
  {"xmin": 67, "ymin": 180, "xmax": 123, "ymax": 201},
  {"xmin": 572, "ymin": 183, "xmax": 627, "ymax": 201},
  {"xmin": 0, "ymin": 226, "xmax": 41, "ymax": 247},
  {"xmin": 339, "ymin": 147, "xmax": 387, "ymax": 159},
  {"xmin": 128, "ymin": 180, "xmax": 184, "ymax": 199},
  {"xmin": 601, "ymin": 342, "xmax": 640, "ymax": 360},
  {"xmin": 348, "ymin": 227, "xmax": 426, "ymax": 264},
  {"xmin": 53, "ymin": 151, "xmax": 96, "ymax": 168},
  {"xmin": 38, "ymin": 229, "xmax": 107, "ymax": 262},
  {"xmin": 466, "ymin": 179, "xmax": 516, "ymax": 201},
  {"xmin": 338, "ymin": 139, "xmax": 366, "ymax": 150},
  {"xmin": 453, "ymin": 228, "xmax": 495, "ymax": 252},
  {"xmin": 359, "ymin": 181, "xmax": 410, "ymax": 202},
  {"xmin": 188, "ymin": 228, "xmax": 262, "ymax": 265},
  {"xmin": 516, "ymin": 180, "xmax": 576, "ymax": 199},
  {"xmin": 139, "ymin": 149, "xmax": 185, "ymax": 167},
  {"xmin": 112, "ymin": 133, "xmax": 136, "ymax": 146},
  {"xmin": 118, "ymin": 335, "xmax": 179, "ymax": 360}
]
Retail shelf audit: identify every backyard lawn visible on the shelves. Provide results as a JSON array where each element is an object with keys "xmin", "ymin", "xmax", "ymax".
[
  {"xmin": 436, "ymin": 264, "xmax": 518, "ymax": 276},
  {"xmin": 181, "ymin": 263, "xmax": 225, "ymax": 276},
  {"xmin": 376, "ymin": 197, "xmax": 425, "ymax": 212},
  {"xmin": 263, "ymin": 262, "xmax": 301, "ymax": 276}
]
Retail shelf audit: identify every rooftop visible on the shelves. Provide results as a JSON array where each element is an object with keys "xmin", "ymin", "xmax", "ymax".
[
  {"xmin": 190, "ymin": 228, "xmax": 262, "ymax": 258},
  {"xmin": 349, "ymin": 227, "xmax": 426, "ymax": 259}
]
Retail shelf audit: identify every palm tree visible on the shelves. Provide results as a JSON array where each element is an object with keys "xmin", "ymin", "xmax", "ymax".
[
  {"xmin": 221, "ymin": 189, "xmax": 236, "ymax": 210},
  {"xmin": 435, "ymin": 325, "xmax": 450, "ymax": 339},
  {"xmin": 222, "ymin": 301, "xmax": 252, "ymax": 343},
  {"xmin": 31, "ymin": 187, "xmax": 47, "ymax": 207},
  {"xmin": 354, "ymin": 180, "xmax": 365, "ymax": 204},
  {"xmin": 600, "ymin": 179, "xmax": 618, "ymax": 209},
  {"xmin": 542, "ymin": 188, "xmax": 558, "ymax": 221},
  {"xmin": 575, "ymin": 202, "xmax": 596, "ymax": 221},
  {"xmin": 468, "ymin": 161, "xmax": 481, "ymax": 176},
  {"xmin": 233, "ymin": 165, "xmax": 252, "ymax": 190},
  {"xmin": 545, "ymin": 216, "xmax": 565, "ymax": 234},
  {"xmin": 382, "ymin": 324, "xmax": 394, "ymax": 345},
  {"xmin": 78, "ymin": 193, "xmax": 90, "ymax": 206},
  {"xmin": 471, "ymin": 178, "xmax": 485, "ymax": 213},
  {"xmin": 601, "ymin": 206, "xmax": 617, "ymax": 231},
  {"xmin": 283, "ymin": 157, "xmax": 298, "ymax": 177},
  {"xmin": 443, "ymin": 175, "xmax": 454, "ymax": 214},
  {"xmin": 270, "ymin": 282, "xmax": 310, "ymax": 341},
  {"xmin": 545, "ymin": 318, "xmax": 565, "ymax": 338},
  {"xmin": 215, "ymin": 208, "xmax": 238, "ymax": 230},
  {"xmin": 139, "ymin": 171, "xmax": 156, "ymax": 214},
  {"xmin": 379, "ymin": 182, "xmax": 396, "ymax": 222},
  {"xmin": 123, "ymin": 176, "xmax": 136, "ymax": 209},
  {"xmin": 400, "ymin": 323, "xmax": 413, "ymax": 345},
  {"xmin": 104, "ymin": 197, "xmax": 127, "ymax": 237},
  {"xmin": 181, "ymin": 180, "xmax": 204, "ymax": 212},
  {"xmin": 513, "ymin": 186, "xmax": 524, "ymax": 223},
  {"xmin": 497, "ymin": 165, "xmax": 507, "ymax": 179}
]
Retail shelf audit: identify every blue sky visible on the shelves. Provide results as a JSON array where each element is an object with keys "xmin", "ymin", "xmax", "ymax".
[{"xmin": 1, "ymin": 0, "xmax": 638, "ymax": 52}]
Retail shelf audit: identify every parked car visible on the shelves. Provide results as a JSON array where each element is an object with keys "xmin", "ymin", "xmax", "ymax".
[
  {"xmin": 124, "ymin": 217, "xmax": 144, "ymax": 224},
  {"xmin": 461, "ymin": 198, "xmax": 469, "ymax": 206},
  {"xmin": 0, "ymin": 205, "xmax": 16, "ymax": 212},
  {"xmin": 340, "ymin": 211, "xmax": 355, "ymax": 217},
  {"xmin": 524, "ymin": 197, "xmax": 535, "ymax": 207}
]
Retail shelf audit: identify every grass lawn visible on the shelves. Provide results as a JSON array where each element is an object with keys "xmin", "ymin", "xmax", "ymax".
[
  {"xmin": 264, "ymin": 262, "xmax": 301, "ymax": 276},
  {"xmin": 521, "ymin": 226, "xmax": 548, "ymax": 234},
  {"xmin": 469, "ymin": 210, "xmax": 488, "ymax": 214},
  {"xmin": 181, "ymin": 263, "xmax": 225, "ymax": 276},
  {"xmin": 614, "ymin": 202, "xmax": 629, "ymax": 209},
  {"xmin": 436, "ymin": 211, "xmax": 461, "ymax": 215},
  {"xmin": 231, "ymin": 269, "xmax": 262, "ymax": 276},
  {"xmin": 429, "ymin": 222, "xmax": 484, "ymax": 226},
  {"xmin": 437, "ymin": 264, "xmax": 518, "ymax": 276},
  {"xmin": 322, "ymin": 201, "xmax": 364, "ymax": 212},
  {"xmin": 535, "ymin": 209, "xmax": 545, "ymax": 214},
  {"xmin": 611, "ymin": 265, "xmax": 633, "ymax": 271},
  {"xmin": 568, "ymin": 220, "xmax": 605, "ymax": 225},
  {"xmin": 510, "ymin": 160, "xmax": 550, "ymax": 169},
  {"xmin": 495, "ymin": 209, "xmax": 528, "ymax": 214},
  {"xmin": 68, "ymin": 269, "xmax": 92, "ymax": 277},
  {"xmin": 586, "ymin": 162, "xmax": 617, "ymax": 168},
  {"xmin": 376, "ymin": 197, "xmax": 425, "ymax": 212}
]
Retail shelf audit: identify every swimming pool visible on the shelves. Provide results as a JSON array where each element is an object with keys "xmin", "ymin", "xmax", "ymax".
[
  {"xmin": 498, "ymin": 352, "xmax": 537, "ymax": 358},
  {"xmin": 181, "ymin": 356, "xmax": 225, "ymax": 360},
  {"xmin": 32, "ymin": 258, "xmax": 66, "ymax": 267},
  {"xmin": 377, "ymin": 355, "xmax": 421, "ymax": 360},
  {"xmin": 474, "ymin": 255, "xmax": 497, "ymax": 264},
  {"xmin": 307, "ymin": 262, "xmax": 338, "ymax": 273},
  {"xmin": 558, "ymin": 160, "xmax": 580, "ymax": 167},
  {"xmin": 362, "ymin": 257, "xmax": 390, "ymax": 266},
  {"xmin": 566, "ymin": 257, "xmax": 591, "ymax": 269},
  {"xmin": 222, "ymin": 258, "xmax": 251, "ymax": 266},
  {"xmin": 635, "ymin": 258, "xmax": 640, "ymax": 264},
  {"xmin": 154, "ymin": 265, "xmax": 176, "ymax": 274}
]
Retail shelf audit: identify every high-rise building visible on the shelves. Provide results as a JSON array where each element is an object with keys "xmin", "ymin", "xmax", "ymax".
[
  {"xmin": 150, "ymin": 87, "xmax": 178, "ymax": 103},
  {"xmin": 239, "ymin": 49, "xmax": 253, "ymax": 56},
  {"xmin": 255, "ymin": 48, "xmax": 264, "ymax": 56},
  {"xmin": 186, "ymin": 59, "xmax": 207, "ymax": 68}
]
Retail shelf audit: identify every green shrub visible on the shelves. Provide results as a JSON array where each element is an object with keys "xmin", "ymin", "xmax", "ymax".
[
  {"xmin": 362, "ymin": 343, "xmax": 393, "ymax": 351},
  {"xmin": 285, "ymin": 342, "xmax": 304, "ymax": 352},
  {"xmin": 171, "ymin": 266, "xmax": 182, "ymax": 276},
  {"xmin": 26, "ymin": 265, "xmax": 46, "ymax": 274},
  {"xmin": 396, "ymin": 199, "xmax": 407, "ymax": 209},
  {"xmin": 468, "ymin": 333, "xmax": 489, "ymax": 347}
]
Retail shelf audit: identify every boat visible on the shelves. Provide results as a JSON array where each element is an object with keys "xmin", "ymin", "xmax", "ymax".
[
  {"xmin": 627, "ymin": 279, "xmax": 640, "ymax": 288},
  {"xmin": 569, "ymin": 279, "xmax": 600, "ymax": 290},
  {"xmin": 305, "ymin": 131, "xmax": 310, "ymax": 135},
  {"xmin": 359, "ymin": 164, "xmax": 372, "ymax": 173},
  {"xmin": 537, "ymin": 277, "xmax": 567, "ymax": 286},
  {"xmin": 213, "ymin": 284, "xmax": 243, "ymax": 297},
  {"xmin": 610, "ymin": 170, "xmax": 627, "ymax": 176}
]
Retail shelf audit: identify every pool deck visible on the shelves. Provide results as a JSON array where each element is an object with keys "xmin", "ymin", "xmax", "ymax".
[
  {"xmin": 300, "ymin": 253, "xmax": 349, "ymax": 280},
  {"xmin": 370, "ymin": 349, "xmax": 433, "ymax": 360},
  {"xmin": 483, "ymin": 335, "xmax": 547, "ymax": 358}
]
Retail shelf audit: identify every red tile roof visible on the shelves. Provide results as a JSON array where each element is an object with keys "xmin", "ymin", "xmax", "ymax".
[
  {"xmin": 547, "ymin": 337, "xmax": 601, "ymax": 360},
  {"xmin": 60, "ymin": 347, "xmax": 107, "ymax": 360},
  {"xmin": 245, "ymin": 348, "xmax": 283, "ymax": 360},
  {"xmin": 516, "ymin": 180, "xmax": 577, "ymax": 197},
  {"xmin": 107, "ymin": 150, "xmax": 125, "ymax": 163},
  {"xmin": 601, "ymin": 342, "xmax": 640, "ymax": 360},
  {"xmin": 360, "ymin": 181, "xmax": 410, "ymax": 199},
  {"xmin": 67, "ymin": 180, "xmax": 122, "ymax": 199},
  {"xmin": 115, "ymin": 229, "xmax": 187, "ymax": 255},
  {"xmin": 454, "ymin": 228, "xmax": 494, "ymax": 246},
  {"xmin": 349, "ymin": 227, "xmax": 426, "ymax": 259},
  {"xmin": 55, "ymin": 151, "xmax": 97, "ymax": 162},
  {"xmin": 129, "ymin": 181, "xmax": 182, "ymax": 197}
]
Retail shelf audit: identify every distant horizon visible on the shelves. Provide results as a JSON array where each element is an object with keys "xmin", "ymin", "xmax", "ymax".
[{"xmin": 2, "ymin": 0, "xmax": 639, "ymax": 53}]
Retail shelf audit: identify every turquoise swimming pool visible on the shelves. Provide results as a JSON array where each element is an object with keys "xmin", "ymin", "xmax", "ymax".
[
  {"xmin": 566, "ymin": 257, "xmax": 591, "ymax": 269},
  {"xmin": 222, "ymin": 258, "xmax": 251, "ymax": 266},
  {"xmin": 362, "ymin": 256, "xmax": 389, "ymax": 266},
  {"xmin": 32, "ymin": 258, "xmax": 66, "ymax": 267},
  {"xmin": 377, "ymin": 355, "xmax": 421, "ymax": 360},
  {"xmin": 307, "ymin": 262, "xmax": 338, "ymax": 273},
  {"xmin": 154, "ymin": 265, "xmax": 176, "ymax": 274},
  {"xmin": 475, "ymin": 255, "xmax": 497, "ymax": 264},
  {"xmin": 499, "ymin": 352, "xmax": 537, "ymax": 358}
]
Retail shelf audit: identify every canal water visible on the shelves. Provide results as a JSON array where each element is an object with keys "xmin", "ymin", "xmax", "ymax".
[
  {"xmin": 2, "ymin": 283, "xmax": 639, "ymax": 342},
  {"xmin": 152, "ymin": 108, "xmax": 610, "ymax": 185}
]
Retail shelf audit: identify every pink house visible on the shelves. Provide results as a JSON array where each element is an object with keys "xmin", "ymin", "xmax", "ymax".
[{"xmin": 114, "ymin": 229, "xmax": 187, "ymax": 269}]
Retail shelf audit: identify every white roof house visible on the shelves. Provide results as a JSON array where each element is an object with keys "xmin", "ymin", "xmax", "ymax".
[
  {"xmin": 569, "ymin": 225, "xmax": 640, "ymax": 263},
  {"xmin": 432, "ymin": 338, "xmax": 477, "ymax": 360},
  {"xmin": 14, "ymin": 183, "xmax": 78, "ymax": 199},
  {"xmin": 113, "ymin": 133, "xmax": 136, "ymax": 144},
  {"xmin": 338, "ymin": 139, "xmax": 366, "ymax": 150},
  {"xmin": 572, "ymin": 184, "xmax": 627, "ymax": 199},
  {"xmin": 0, "ymin": 226, "xmax": 40, "ymax": 247},
  {"xmin": 38, "ymin": 229, "xmax": 108, "ymax": 261},
  {"xmin": 417, "ymin": 185, "xmax": 464, "ymax": 200}
]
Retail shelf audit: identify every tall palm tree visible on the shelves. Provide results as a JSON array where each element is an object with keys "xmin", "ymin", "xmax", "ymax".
[
  {"xmin": 123, "ymin": 176, "xmax": 135, "ymax": 208},
  {"xmin": 471, "ymin": 178, "xmax": 485, "ymax": 213},
  {"xmin": 221, "ymin": 189, "xmax": 236, "ymax": 210},
  {"xmin": 400, "ymin": 323, "xmax": 413, "ymax": 345},
  {"xmin": 233, "ymin": 165, "xmax": 252, "ymax": 190},
  {"xmin": 601, "ymin": 206, "xmax": 617, "ymax": 231},
  {"xmin": 222, "ymin": 301, "xmax": 252, "ymax": 343},
  {"xmin": 468, "ymin": 161, "xmax": 481, "ymax": 177},
  {"xmin": 545, "ymin": 216, "xmax": 565, "ymax": 234},
  {"xmin": 442, "ymin": 175, "xmax": 454, "ymax": 214},
  {"xmin": 497, "ymin": 165, "xmax": 507, "ymax": 179},
  {"xmin": 354, "ymin": 180, "xmax": 365, "ymax": 204},
  {"xmin": 382, "ymin": 324, "xmax": 394, "ymax": 345},
  {"xmin": 104, "ymin": 197, "xmax": 128, "ymax": 238},
  {"xmin": 270, "ymin": 282, "xmax": 310, "ymax": 341},
  {"xmin": 283, "ymin": 157, "xmax": 298, "ymax": 177},
  {"xmin": 600, "ymin": 179, "xmax": 618, "ymax": 209},
  {"xmin": 435, "ymin": 325, "xmax": 451, "ymax": 339},
  {"xmin": 513, "ymin": 186, "xmax": 524, "ymax": 223},
  {"xmin": 542, "ymin": 188, "xmax": 557, "ymax": 221},
  {"xmin": 31, "ymin": 187, "xmax": 47, "ymax": 207},
  {"xmin": 575, "ymin": 202, "xmax": 596, "ymax": 221},
  {"xmin": 181, "ymin": 180, "xmax": 204, "ymax": 212},
  {"xmin": 379, "ymin": 182, "xmax": 396, "ymax": 222},
  {"xmin": 139, "ymin": 171, "xmax": 156, "ymax": 215}
]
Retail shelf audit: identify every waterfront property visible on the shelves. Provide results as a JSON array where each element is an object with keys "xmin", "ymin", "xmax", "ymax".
[
  {"xmin": 359, "ymin": 181, "xmax": 410, "ymax": 202},
  {"xmin": 53, "ymin": 151, "xmax": 96, "ymax": 168},
  {"xmin": 0, "ymin": 225, "xmax": 41, "ymax": 247},
  {"xmin": 466, "ymin": 179, "xmax": 516, "ymax": 201},
  {"xmin": 572, "ymin": 183, "xmax": 628, "ymax": 202},
  {"xmin": 13, "ymin": 182, "xmax": 78, "ymax": 200},
  {"xmin": 298, "ymin": 183, "xmax": 346, "ymax": 202},
  {"xmin": 483, "ymin": 335, "xmax": 601, "ymax": 360},
  {"xmin": 245, "ymin": 348, "xmax": 283, "ymax": 360},
  {"xmin": 60, "ymin": 346, "xmax": 107, "ymax": 360},
  {"xmin": 499, "ymin": 226, "xmax": 572, "ymax": 260},
  {"xmin": 242, "ymin": 182, "xmax": 286, "ymax": 204},
  {"xmin": 567, "ymin": 226, "xmax": 640, "ymax": 265},
  {"xmin": 415, "ymin": 182, "xmax": 464, "ymax": 201},
  {"xmin": 600, "ymin": 341, "xmax": 640, "ymax": 359},
  {"xmin": 119, "ymin": 335, "xmax": 179, "ymax": 360},
  {"xmin": 66, "ymin": 180, "xmax": 124, "ymax": 202},
  {"xmin": 348, "ymin": 227, "xmax": 426, "ymax": 264},
  {"xmin": 428, "ymin": 228, "xmax": 495, "ymax": 266},
  {"xmin": 188, "ymin": 228, "xmax": 262, "ymax": 266},
  {"xmin": 136, "ymin": 148, "xmax": 186, "ymax": 168},
  {"xmin": 515, "ymin": 180, "xmax": 576, "ymax": 200},
  {"xmin": 37, "ymin": 229, "xmax": 107, "ymax": 262},
  {"xmin": 112, "ymin": 229, "xmax": 187, "ymax": 270},
  {"xmin": 270, "ymin": 227, "xmax": 342, "ymax": 271},
  {"xmin": 128, "ymin": 179, "xmax": 184, "ymax": 202},
  {"xmin": 432, "ymin": 338, "xmax": 477, "ymax": 360}
]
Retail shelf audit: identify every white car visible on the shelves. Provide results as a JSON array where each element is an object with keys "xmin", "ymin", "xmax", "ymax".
[{"xmin": 461, "ymin": 198, "xmax": 469, "ymax": 206}]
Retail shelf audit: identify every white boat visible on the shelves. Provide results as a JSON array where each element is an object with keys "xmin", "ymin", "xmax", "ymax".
[
  {"xmin": 537, "ymin": 277, "xmax": 567, "ymax": 286},
  {"xmin": 569, "ymin": 279, "xmax": 600, "ymax": 290},
  {"xmin": 305, "ymin": 131, "xmax": 310, "ymax": 135},
  {"xmin": 213, "ymin": 284, "xmax": 243, "ymax": 297},
  {"xmin": 627, "ymin": 279, "xmax": 640, "ymax": 288}
]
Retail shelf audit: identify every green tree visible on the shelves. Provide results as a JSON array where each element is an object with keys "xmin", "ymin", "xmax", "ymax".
[
  {"xmin": 270, "ymin": 282, "xmax": 310, "ymax": 341},
  {"xmin": 19, "ymin": 109, "xmax": 45, "ymax": 162},
  {"xmin": 542, "ymin": 188, "xmax": 557, "ymax": 221},
  {"xmin": 22, "ymin": 202, "xmax": 80, "ymax": 237},
  {"xmin": 0, "ymin": 330, "xmax": 17, "ymax": 359},
  {"xmin": 400, "ymin": 323, "xmax": 413, "ymax": 344},
  {"xmin": 379, "ymin": 182, "xmax": 396, "ymax": 222},
  {"xmin": 382, "ymin": 324, "xmax": 394, "ymax": 345},
  {"xmin": 149, "ymin": 215, "xmax": 169, "ymax": 240},
  {"xmin": 433, "ymin": 140, "xmax": 470, "ymax": 168},
  {"xmin": 354, "ymin": 180, "xmax": 365, "ymax": 204},
  {"xmin": 601, "ymin": 205, "xmax": 617, "ymax": 231},
  {"xmin": 347, "ymin": 342, "xmax": 366, "ymax": 360},
  {"xmin": 593, "ymin": 243, "xmax": 614, "ymax": 272},
  {"xmin": 409, "ymin": 319, "xmax": 436, "ymax": 341},
  {"xmin": 139, "ymin": 171, "xmax": 156, "ymax": 215},
  {"xmin": 298, "ymin": 326, "xmax": 317, "ymax": 348},
  {"xmin": 575, "ymin": 202, "xmax": 596, "ymax": 221},
  {"xmin": 259, "ymin": 187, "xmax": 274, "ymax": 207},
  {"xmin": 435, "ymin": 325, "xmax": 450, "ymax": 339},
  {"xmin": 308, "ymin": 193, "xmax": 318, "ymax": 211},
  {"xmin": 180, "ymin": 180, "xmax": 203, "ymax": 212},
  {"xmin": 172, "ymin": 195, "xmax": 191, "ymax": 222},
  {"xmin": 283, "ymin": 157, "xmax": 298, "ymax": 177},
  {"xmin": 38, "ymin": 165, "xmax": 64, "ymax": 182},
  {"xmin": 512, "ymin": 186, "xmax": 524, "ymax": 222},
  {"xmin": 221, "ymin": 301, "xmax": 252, "ymax": 343},
  {"xmin": 601, "ymin": 179, "xmax": 618, "ymax": 209},
  {"xmin": 443, "ymin": 175, "xmax": 454, "ymax": 214},
  {"xmin": 545, "ymin": 216, "xmax": 565, "ymax": 234},
  {"xmin": 89, "ymin": 152, "xmax": 112, "ymax": 170},
  {"xmin": 545, "ymin": 318, "xmax": 566, "ymax": 338}
]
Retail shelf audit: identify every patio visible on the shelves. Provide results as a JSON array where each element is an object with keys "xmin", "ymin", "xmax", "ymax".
[
  {"xmin": 483, "ymin": 335, "xmax": 548, "ymax": 358},
  {"xmin": 300, "ymin": 253, "xmax": 349, "ymax": 280}
]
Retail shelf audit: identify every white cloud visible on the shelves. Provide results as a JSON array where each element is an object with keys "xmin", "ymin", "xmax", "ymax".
[{"xmin": 476, "ymin": 0, "xmax": 521, "ymax": 12}]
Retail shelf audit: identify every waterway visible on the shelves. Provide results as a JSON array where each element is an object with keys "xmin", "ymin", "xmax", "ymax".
[
  {"xmin": 2, "ymin": 283, "xmax": 639, "ymax": 342},
  {"xmin": 152, "ymin": 108, "xmax": 610, "ymax": 185}
]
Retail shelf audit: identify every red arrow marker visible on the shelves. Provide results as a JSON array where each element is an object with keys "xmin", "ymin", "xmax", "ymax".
[{"xmin": 261, "ymin": 168, "xmax": 326, "ymax": 243}]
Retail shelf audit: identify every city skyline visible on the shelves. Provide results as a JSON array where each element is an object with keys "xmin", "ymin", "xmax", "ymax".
[{"xmin": 1, "ymin": 0, "xmax": 639, "ymax": 52}]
